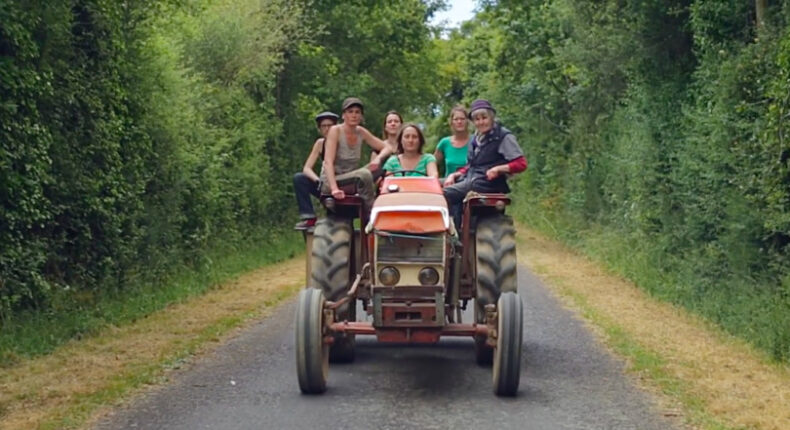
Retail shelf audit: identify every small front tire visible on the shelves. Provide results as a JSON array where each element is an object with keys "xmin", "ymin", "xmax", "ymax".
[
  {"xmin": 296, "ymin": 288, "xmax": 329, "ymax": 394},
  {"xmin": 493, "ymin": 291, "xmax": 523, "ymax": 396}
]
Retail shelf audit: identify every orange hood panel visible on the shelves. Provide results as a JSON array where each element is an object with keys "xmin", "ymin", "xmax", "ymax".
[
  {"xmin": 380, "ymin": 177, "xmax": 443, "ymax": 194},
  {"xmin": 374, "ymin": 211, "xmax": 446, "ymax": 233},
  {"xmin": 369, "ymin": 192, "xmax": 449, "ymax": 233}
]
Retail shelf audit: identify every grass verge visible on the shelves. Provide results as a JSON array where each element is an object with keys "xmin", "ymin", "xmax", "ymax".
[
  {"xmin": 510, "ymin": 198, "xmax": 790, "ymax": 363},
  {"xmin": 0, "ymin": 245, "xmax": 305, "ymax": 429},
  {"xmin": 518, "ymin": 226, "xmax": 790, "ymax": 430},
  {"xmin": 0, "ymin": 232, "xmax": 303, "ymax": 366},
  {"xmin": 554, "ymin": 283, "xmax": 733, "ymax": 430}
]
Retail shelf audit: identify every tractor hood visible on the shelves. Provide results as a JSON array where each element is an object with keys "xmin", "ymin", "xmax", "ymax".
[{"xmin": 366, "ymin": 192, "xmax": 450, "ymax": 234}]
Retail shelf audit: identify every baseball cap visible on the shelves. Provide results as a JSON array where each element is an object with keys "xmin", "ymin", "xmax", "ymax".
[
  {"xmin": 341, "ymin": 97, "xmax": 364, "ymax": 113},
  {"xmin": 315, "ymin": 111, "xmax": 339, "ymax": 124}
]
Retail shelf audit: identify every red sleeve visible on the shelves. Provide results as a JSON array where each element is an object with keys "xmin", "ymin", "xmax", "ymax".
[{"xmin": 507, "ymin": 156, "xmax": 527, "ymax": 174}]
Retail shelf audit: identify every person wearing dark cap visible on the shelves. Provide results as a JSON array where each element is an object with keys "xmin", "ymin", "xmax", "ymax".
[
  {"xmin": 293, "ymin": 111, "xmax": 340, "ymax": 230},
  {"xmin": 321, "ymin": 97, "xmax": 392, "ymax": 212},
  {"xmin": 443, "ymin": 99, "xmax": 528, "ymax": 227}
]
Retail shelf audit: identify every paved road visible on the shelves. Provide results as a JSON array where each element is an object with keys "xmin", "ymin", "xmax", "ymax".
[{"xmin": 95, "ymin": 266, "xmax": 681, "ymax": 430}]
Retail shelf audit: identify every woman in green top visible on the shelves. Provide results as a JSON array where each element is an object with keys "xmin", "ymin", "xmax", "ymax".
[
  {"xmin": 433, "ymin": 104, "xmax": 471, "ymax": 177},
  {"xmin": 383, "ymin": 123, "xmax": 438, "ymax": 178}
]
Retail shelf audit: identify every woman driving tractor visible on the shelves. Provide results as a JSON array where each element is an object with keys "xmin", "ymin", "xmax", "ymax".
[{"xmin": 383, "ymin": 123, "xmax": 438, "ymax": 178}]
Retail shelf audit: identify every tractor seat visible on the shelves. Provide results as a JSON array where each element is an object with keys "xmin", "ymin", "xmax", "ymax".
[{"xmin": 319, "ymin": 181, "xmax": 364, "ymax": 207}]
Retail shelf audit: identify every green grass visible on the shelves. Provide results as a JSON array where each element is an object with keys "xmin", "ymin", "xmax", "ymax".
[
  {"xmin": 511, "ymin": 197, "xmax": 790, "ymax": 364},
  {"xmin": 544, "ymin": 276, "xmax": 743, "ymax": 430},
  {"xmin": 0, "ymin": 229, "xmax": 304, "ymax": 367},
  {"xmin": 577, "ymin": 228, "xmax": 790, "ymax": 364}
]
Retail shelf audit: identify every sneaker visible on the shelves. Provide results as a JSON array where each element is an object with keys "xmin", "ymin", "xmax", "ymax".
[{"xmin": 294, "ymin": 218, "xmax": 317, "ymax": 230}]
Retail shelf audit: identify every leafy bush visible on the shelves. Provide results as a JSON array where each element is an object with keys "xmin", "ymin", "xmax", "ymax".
[
  {"xmin": 0, "ymin": 0, "xmax": 443, "ymax": 355},
  {"xmin": 450, "ymin": 0, "xmax": 790, "ymax": 361}
]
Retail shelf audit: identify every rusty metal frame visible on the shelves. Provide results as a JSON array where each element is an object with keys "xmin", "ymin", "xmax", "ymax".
[
  {"xmin": 312, "ymin": 191, "xmax": 513, "ymax": 347},
  {"xmin": 328, "ymin": 321, "xmax": 490, "ymax": 344}
]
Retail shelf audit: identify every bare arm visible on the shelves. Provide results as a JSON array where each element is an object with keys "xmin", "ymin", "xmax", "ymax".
[
  {"xmin": 301, "ymin": 138, "xmax": 323, "ymax": 182},
  {"xmin": 323, "ymin": 125, "xmax": 343, "ymax": 198},
  {"xmin": 433, "ymin": 148, "xmax": 445, "ymax": 177},
  {"xmin": 426, "ymin": 160, "xmax": 439, "ymax": 178},
  {"xmin": 357, "ymin": 126, "xmax": 391, "ymax": 170},
  {"xmin": 357, "ymin": 126, "xmax": 388, "ymax": 153}
]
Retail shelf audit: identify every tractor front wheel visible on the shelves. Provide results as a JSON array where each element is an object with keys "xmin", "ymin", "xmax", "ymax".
[
  {"xmin": 492, "ymin": 291, "xmax": 523, "ymax": 396},
  {"xmin": 295, "ymin": 288, "xmax": 329, "ymax": 394}
]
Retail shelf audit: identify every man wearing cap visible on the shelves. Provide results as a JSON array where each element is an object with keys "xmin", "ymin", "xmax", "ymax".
[
  {"xmin": 443, "ymin": 99, "xmax": 528, "ymax": 227},
  {"xmin": 320, "ymin": 97, "xmax": 392, "ymax": 213},
  {"xmin": 293, "ymin": 111, "xmax": 340, "ymax": 230}
]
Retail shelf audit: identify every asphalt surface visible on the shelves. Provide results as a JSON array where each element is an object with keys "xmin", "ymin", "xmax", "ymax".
[{"xmin": 95, "ymin": 266, "xmax": 681, "ymax": 430}]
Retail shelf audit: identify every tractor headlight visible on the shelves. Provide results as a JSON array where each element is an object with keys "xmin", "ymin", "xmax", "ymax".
[
  {"xmin": 418, "ymin": 267, "xmax": 440, "ymax": 285},
  {"xmin": 379, "ymin": 266, "xmax": 400, "ymax": 286}
]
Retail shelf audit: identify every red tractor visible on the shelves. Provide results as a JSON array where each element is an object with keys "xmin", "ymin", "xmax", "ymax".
[{"xmin": 296, "ymin": 174, "xmax": 522, "ymax": 396}]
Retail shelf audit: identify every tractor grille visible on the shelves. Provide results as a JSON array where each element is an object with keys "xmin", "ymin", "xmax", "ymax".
[{"xmin": 376, "ymin": 233, "xmax": 444, "ymax": 263}]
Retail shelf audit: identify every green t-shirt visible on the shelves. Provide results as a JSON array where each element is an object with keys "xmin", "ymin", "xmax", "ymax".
[
  {"xmin": 436, "ymin": 136, "xmax": 470, "ymax": 175},
  {"xmin": 383, "ymin": 153, "xmax": 437, "ymax": 176}
]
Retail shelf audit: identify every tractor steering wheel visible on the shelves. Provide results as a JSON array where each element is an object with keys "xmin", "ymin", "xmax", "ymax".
[{"xmin": 386, "ymin": 169, "xmax": 428, "ymax": 177}]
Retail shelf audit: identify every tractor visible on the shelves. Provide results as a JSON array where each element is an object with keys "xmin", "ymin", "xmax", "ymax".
[{"xmin": 295, "ymin": 173, "xmax": 522, "ymax": 396}]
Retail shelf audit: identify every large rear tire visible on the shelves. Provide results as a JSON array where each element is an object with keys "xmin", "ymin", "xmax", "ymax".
[
  {"xmin": 493, "ymin": 291, "xmax": 523, "ymax": 396},
  {"xmin": 311, "ymin": 217, "xmax": 355, "ymax": 363},
  {"xmin": 474, "ymin": 215, "xmax": 517, "ymax": 365},
  {"xmin": 296, "ymin": 288, "xmax": 328, "ymax": 394}
]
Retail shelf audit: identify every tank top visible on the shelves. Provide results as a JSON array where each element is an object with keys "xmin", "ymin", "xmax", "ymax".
[{"xmin": 320, "ymin": 127, "xmax": 362, "ymax": 182}]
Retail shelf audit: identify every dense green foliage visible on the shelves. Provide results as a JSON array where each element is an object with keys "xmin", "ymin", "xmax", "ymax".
[
  {"xmin": 278, "ymin": 0, "xmax": 444, "ymax": 155},
  {"xmin": 1, "ymin": 0, "xmax": 302, "ymax": 321},
  {"xmin": 0, "ymin": 0, "xmax": 441, "ymax": 344},
  {"xmin": 4, "ymin": 0, "xmax": 789, "ymax": 365},
  {"xmin": 441, "ymin": 0, "xmax": 790, "ymax": 361}
]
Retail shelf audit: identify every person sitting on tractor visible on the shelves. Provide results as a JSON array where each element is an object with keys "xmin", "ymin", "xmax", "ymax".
[
  {"xmin": 434, "ymin": 104, "xmax": 471, "ymax": 178},
  {"xmin": 373, "ymin": 110, "xmax": 403, "ymax": 162},
  {"xmin": 321, "ymin": 97, "xmax": 392, "ymax": 213},
  {"xmin": 383, "ymin": 123, "xmax": 439, "ymax": 178},
  {"xmin": 371, "ymin": 110, "xmax": 403, "ymax": 181},
  {"xmin": 293, "ymin": 111, "xmax": 340, "ymax": 230},
  {"xmin": 443, "ymin": 99, "xmax": 527, "ymax": 227}
]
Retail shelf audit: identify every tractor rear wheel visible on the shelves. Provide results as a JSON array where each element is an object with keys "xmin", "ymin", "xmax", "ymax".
[
  {"xmin": 493, "ymin": 291, "xmax": 523, "ymax": 396},
  {"xmin": 474, "ymin": 215, "xmax": 517, "ymax": 365},
  {"xmin": 310, "ymin": 217, "xmax": 355, "ymax": 363},
  {"xmin": 295, "ymin": 288, "xmax": 328, "ymax": 394}
]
